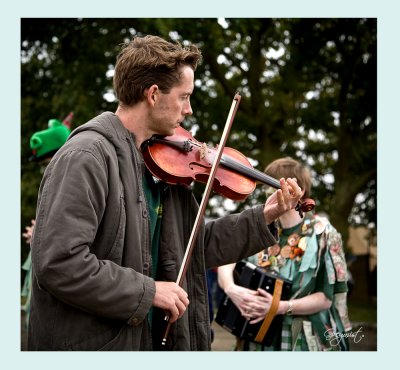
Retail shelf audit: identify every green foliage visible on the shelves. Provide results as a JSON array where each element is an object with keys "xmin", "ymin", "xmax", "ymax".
[{"xmin": 21, "ymin": 18, "xmax": 376, "ymax": 262}]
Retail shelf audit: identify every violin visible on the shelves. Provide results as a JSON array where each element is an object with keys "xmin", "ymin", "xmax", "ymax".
[
  {"xmin": 141, "ymin": 93, "xmax": 314, "ymax": 347},
  {"xmin": 141, "ymin": 126, "xmax": 315, "ymax": 215}
]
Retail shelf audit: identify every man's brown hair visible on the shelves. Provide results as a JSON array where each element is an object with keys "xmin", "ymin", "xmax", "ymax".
[
  {"xmin": 113, "ymin": 35, "xmax": 202, "ymax": 106},
  {"xmin": 264, "ymin": 157, "xmax": 312, "ymax": 199}
]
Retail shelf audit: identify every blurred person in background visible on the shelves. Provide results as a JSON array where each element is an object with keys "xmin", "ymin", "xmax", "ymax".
[
  {"xmin": 218, "ymin": 157, "xmax": 351, "ymax": 351},
  {"xmin": 21, "ymin": 114, "xmax": 72, "ymax": 326}
]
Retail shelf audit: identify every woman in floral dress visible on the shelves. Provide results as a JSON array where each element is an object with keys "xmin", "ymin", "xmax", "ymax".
[{"xmin": 218, "ymin": 157, "xmax": 351, "ymax": 351}]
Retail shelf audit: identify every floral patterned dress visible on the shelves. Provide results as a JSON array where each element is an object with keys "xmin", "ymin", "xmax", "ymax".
[{"xmin": 241, "ymin": 213, "xmax": 351, "ymax": 351}]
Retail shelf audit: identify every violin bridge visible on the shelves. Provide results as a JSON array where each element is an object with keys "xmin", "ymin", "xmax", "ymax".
[{"xmin": 199, "ymin": 142, "xmax": 208, "ymax": 160}]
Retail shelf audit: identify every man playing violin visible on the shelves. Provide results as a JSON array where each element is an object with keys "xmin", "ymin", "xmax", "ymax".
[{"xmin": 28, "ymin": 35, "xmax": 302, "ymax": 351}]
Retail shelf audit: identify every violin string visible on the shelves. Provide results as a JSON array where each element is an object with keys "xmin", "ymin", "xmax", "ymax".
[{"xmin": 161, "ymin": 137, "xmax": 282, "ymax": 189}]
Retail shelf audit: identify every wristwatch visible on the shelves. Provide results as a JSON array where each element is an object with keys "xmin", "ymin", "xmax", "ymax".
[{"xmin": 286, "ymin": 300, "xmax": 294, "ymax": 315}]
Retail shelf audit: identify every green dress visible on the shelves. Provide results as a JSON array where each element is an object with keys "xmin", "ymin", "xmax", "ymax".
[
  {"xmin": 242, "ymin": 213, "xmax": 351, "ymax": 351},
  {"xmin": 21, "ymin": 251, "xmax": 32, "ymax": 327}
]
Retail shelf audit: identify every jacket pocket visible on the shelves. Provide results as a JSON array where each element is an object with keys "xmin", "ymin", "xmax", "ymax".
[
  {"xmin": 106, "ymin": 194, "xmax": 126, "ymax": 263},
  {"xmin": 64, "ymin": 323, "xmax": 124, "ymax": 351},
  {"xmin": 97, "ymin": 325, "xmax": 128, "ymax": 351}
]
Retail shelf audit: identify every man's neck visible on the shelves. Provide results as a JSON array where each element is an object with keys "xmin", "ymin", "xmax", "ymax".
[{"xmin": 115, "ymin": 104, "xmax": 151, "ymax": 149}]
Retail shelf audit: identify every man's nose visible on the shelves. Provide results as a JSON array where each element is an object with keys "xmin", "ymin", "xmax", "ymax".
[{"xmin": 183, "ymin": 102, "xmax": 193, "ymax": 116}]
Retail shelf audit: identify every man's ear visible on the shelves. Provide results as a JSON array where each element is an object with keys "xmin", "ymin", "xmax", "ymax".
[{"xmin": 146, "ymin": 85, "xmax": 159, "ymax": 106}]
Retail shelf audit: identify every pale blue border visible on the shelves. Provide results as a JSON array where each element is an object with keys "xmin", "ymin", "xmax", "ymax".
[{"xmin": 2, "ymin": 1, "xmax": 397, "ymax": 368}]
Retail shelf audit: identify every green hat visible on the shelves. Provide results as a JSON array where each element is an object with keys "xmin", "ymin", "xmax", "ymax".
[{"xmin": 29, "ymin": 118, "xmax": 71, "ymax": 161}]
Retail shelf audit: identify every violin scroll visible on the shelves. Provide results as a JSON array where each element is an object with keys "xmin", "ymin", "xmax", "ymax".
[{"xmin": 295, "ymin": 198, "xmax": 316, "ymax": 218}]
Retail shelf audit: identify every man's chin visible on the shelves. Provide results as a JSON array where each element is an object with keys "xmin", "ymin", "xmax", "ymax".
[{"xmin": 167, "ymin": 126, "xmax": 179, "ymax": 136}]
